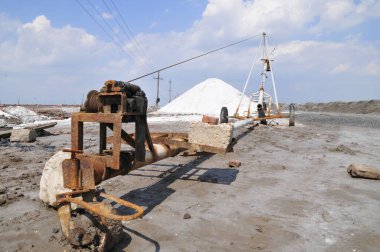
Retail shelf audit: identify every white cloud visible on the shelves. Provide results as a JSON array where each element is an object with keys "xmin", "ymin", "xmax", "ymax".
[
  {"xmin": 150, "ymin": 21, "xmax": 158, "ymax": 28},
  {"xmin": 22, "ymin": 15, "xmax": 51, "ymax": 32},
  {"xmin": 101, "ymin": 12, "xmax": 114, "ymax": 20},
  {"xmin": 364, "ymin": 61, "xmax": 380, "ymax": 75},
  {"xmin": 0, "ymin": 15, "xmax": 134, "ymax": 104},
  {"xmin": 184, "ymin": 0, "xmax": 380, "ymax": 45},
  {"xmin": 0, "ymin": 0, "xmax": 379, "ymax": 104},
  {"xmin": 331, "ymin": 63, "xmax": 351, "ymax": 74}
]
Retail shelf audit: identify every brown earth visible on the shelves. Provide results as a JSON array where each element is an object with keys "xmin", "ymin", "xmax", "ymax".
[
  {"xmin": 280, "ymin": 99, "xmax": 380, "ymax": 114},
  {"xmin": 0, "ymin": 109, "xmax": 380, "ymax": 251}
]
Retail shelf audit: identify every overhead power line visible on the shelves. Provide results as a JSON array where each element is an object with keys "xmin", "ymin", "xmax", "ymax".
[
  {"xmin": 104, "ymin": 0, "xmax": 153, "ymax": 66},
  {"xmin": 84, "ymin": 0, "xmax": 137, "ymax": 59},
  {"xmin": 127, "ymin": 34, "xmax": 261, "ymax": 82},
  {"xmin": 75, "ymin": 0, "xmax": 133, "ymax": 60}
]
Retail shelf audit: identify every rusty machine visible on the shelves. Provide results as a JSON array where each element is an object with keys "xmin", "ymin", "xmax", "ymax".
[
  {"xmin": 44, "ymin": 80, "xmax": 233, "ymax": 250},
  {"xmin": 40, "ymin": 34, "xmax": 288, "ymax": 250}
]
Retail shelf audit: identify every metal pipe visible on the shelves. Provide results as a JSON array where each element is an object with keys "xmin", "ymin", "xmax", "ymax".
[
  {"xmin": 133, "ymin": 143, "xmax": 182, "ymax": 169},
  {"xmin": 232, "ymin": 118, "xmax": 254, "ymax": 130}
]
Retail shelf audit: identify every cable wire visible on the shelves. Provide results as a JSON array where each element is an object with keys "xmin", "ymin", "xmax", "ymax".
[
  {"xmin": 109, "ymin": 0, "xmax": 153, "ymax": 65},
  {"xmin": 75, "ymin": 0, "xmax": 133, "ymax": 60},
  {"xmin": 85, "ymin": 0, "xmax": 135, "ymax": 57},
  {"xmin": 127, "ymin": 33, "xmax": 261, "ymax": 82},
  {"xmin": 104, "ymin": 0, "xmax": 153, "ymax": 66}
]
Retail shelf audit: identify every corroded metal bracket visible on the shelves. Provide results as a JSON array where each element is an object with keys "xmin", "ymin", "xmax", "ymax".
[{"xmin": 56, "ymin": 190, "xmax": 144, "ymax": 221}]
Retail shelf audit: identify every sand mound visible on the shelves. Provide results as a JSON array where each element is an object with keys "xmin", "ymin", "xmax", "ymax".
[{"xmin": 159, "ymin": 78, "xmax": 256, "ymax": 117}]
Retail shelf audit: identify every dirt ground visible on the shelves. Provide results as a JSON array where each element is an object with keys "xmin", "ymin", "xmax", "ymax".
[{"xmin": 1, "ymin": 111, "xmax": 380, "ymax": 251}]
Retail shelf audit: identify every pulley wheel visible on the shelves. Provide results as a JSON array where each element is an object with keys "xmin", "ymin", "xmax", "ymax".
[{"xmin": 220, "ymin": 107, "xmax": 228, "ymax": 123}]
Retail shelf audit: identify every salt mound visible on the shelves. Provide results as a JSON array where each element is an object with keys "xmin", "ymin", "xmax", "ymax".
[
  {"xmin": 3, "ymin": 106, "xmax": 49, "ymax": 123},
  {"xmin": 159, "ymin": 78, "xmax": 257, "ymax": 116},
  {"xmin": 0, "ymin": 110, "xmax": 15, "ymax": 119},
  {"xmin": 0, "ymin": 109, "xmax": 21, "ymax": 126},
  {"xmin": 0, "ymin": 119, "xmax": 6, "ymax": 127}
]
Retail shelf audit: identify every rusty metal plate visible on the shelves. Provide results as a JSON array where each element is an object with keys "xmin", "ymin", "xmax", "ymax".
[
  {"xmin": 62, "ymin": 159, "xmax": 79, "ymax": 189},
  {"xmin": 79, "ymin": 159, "xmax": 96, "ymax": 190}
]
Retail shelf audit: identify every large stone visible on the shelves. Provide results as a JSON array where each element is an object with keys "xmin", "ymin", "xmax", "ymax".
[
  {"xmin": 189, "ymin": 122, "xmax": 233, "ymax": 149},
  {"xmin": 0, "ymin": 194, "xmax": 7, "ymax": 205},
  {"xmin": 0, "ymin": 185, "xmax": 7, "ymax": 194},
  {"xmin": 39, "ymin": 150, "xmax": 71, "ymax": 206},
  {"xmin": 347, "ymin": 164, "xmax": 380, "ymax": 179},
  {"xmin": 10, "ymin": 128, "xmax": 37, "ymax": 142}
]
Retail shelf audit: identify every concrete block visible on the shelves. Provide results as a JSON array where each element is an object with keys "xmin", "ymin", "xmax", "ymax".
[
  {"xmin": 189, "ymin": 122, "xmax": 233, "ymax": 149},
  {"xmin": 39, "ymin": 150, "xmax": 71, "ymax": 206},
  {"xmin": 10, "ymin": 128, "xmax": 37, "ymax": 142}
]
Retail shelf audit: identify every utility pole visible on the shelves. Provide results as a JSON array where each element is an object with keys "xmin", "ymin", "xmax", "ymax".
[
  {"xmin": 153, "ymin": 71, "xmax": 163, "ymax": 107},
  {"xmin": 168, "ymin": 79, "xmax": 172, "ymax": 103}
]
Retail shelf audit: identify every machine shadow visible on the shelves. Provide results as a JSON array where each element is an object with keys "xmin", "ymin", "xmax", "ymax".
[
  {"xmin": 115, "ymin": 153, "xmax": 239, "ymax": 216},
  {"xmin": 125, "ymin": 226, "xmax": 160, "ymax": 252},
  {"xmin": 111, "ymin": 227, "xmax": 160, "ymax": 252}
]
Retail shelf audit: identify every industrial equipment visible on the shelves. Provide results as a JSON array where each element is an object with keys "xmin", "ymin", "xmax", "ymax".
[
  {"xmin": 41, "ymin": 80, "xmax": 236, "ymax": 251},
  {"xmin": 228, "ymin": 32, "xmax": 295, "ymax": 126}
]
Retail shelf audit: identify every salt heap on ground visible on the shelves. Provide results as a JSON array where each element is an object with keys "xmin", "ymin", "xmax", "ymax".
[
  {"xmin": 3, "ymin": 106, "xmax": 49, "ymax": 123},
  {"xmin": 159, "ymin": 78, "xmax": 257, "ymax": 117}
]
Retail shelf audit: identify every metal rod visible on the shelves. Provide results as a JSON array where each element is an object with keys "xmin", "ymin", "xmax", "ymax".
[
  {"xmin": 234, "ymin": 37, "xmax": 263, "ymax": 116},
  {"xmin": 232, "ymin": 118, "xmax": 254, "ymax": 130},
  {"xmin": 265, "ymin": 35, "xmax": 280, "ymax": 114}
]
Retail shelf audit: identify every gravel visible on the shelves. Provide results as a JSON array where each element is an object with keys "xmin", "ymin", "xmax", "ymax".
[{"xmin": 296, "ymin": 111, "xmax": 380, "ymax": 129}]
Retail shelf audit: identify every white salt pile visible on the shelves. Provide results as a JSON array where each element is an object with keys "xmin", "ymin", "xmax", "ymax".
[
  {"xmin": 0, "ymin": 109, "xmax": 20, "ymax": 126},
  {"xmin": 0, "ymin": 119, "xmax": 6, "ymax": 127},
  {"xmin": 159, "ymin": 78, "xmax": 256, "ymax": 117},
  {"xmin": 3, "ymin": 106, "xmax": 49, "ymax": 123}
]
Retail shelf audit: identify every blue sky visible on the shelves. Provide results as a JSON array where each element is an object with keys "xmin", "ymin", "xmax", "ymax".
[{"xmin": 0, "ymin": 0, "xmax": 379, "ymax": 105}]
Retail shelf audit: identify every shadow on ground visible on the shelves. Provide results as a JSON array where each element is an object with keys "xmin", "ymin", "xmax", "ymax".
[
  {"xmin": 111, "ymin": 153, "xmax": 239, "ymax": 251},
  {"xmin": 115, "ymin": 153, "xmax": 238, "ymax": 216}
]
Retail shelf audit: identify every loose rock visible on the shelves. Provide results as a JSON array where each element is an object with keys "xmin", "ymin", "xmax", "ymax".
[
  {"xmin": 183, "ymin": 213, "xmax": 192, "ymax": 219},
  {"xmin": 0, "ymin": 185, "xmax": 7, "ymax": 194},
  {"xmin": 0, "ymin": 194, "xmax": 7, "ymax": 205},
  {"xmin": 10, "ymin": 128, "xmax": 37, "ymax": 143},
  {"xmin": 11, "ymin": 156, "xmax": 23, "ymax": 162},
  {"xmin": 347, "ymin": 164, "xmax": 380, "ymax": 179},
  {"xmin": 228, "ymin": 160, "xmax": 241, "ymax": 167}
]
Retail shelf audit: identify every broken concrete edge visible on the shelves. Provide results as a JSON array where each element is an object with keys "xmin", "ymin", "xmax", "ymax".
[
  {"xmin": 347, "ymin": 164, "xmax": 380, "ymax": 180},
  {"xmin": 17, "ymin": 121, "xmax": 57, "ymax": 130},
  {"xmin": 1, "ymin": 121, "xmax": 57, "ymax": 140},
  {"xmin": 188, "ymin": 122, "xmax": 233, "ymax": 150},
  {"xmin": 10, "ymin": 128, "xmax": 37, "ymax": 142},
  {"xmin": 39, "ymin": 150, "xmax": 72, "ymax": 206}
]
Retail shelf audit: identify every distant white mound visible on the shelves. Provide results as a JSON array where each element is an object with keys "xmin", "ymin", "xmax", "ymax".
[
  {"xmin": 159, "ymin": 78, "xmax": 256, "ymax": 117},
  {"xmin": 3, "ymin": 106, "xmax": 49, "ymax": 123}
]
